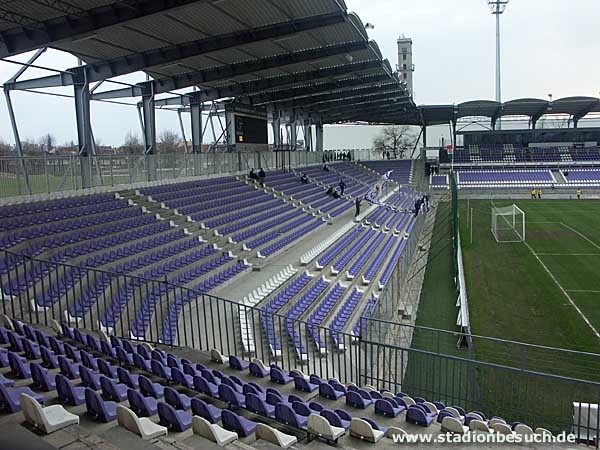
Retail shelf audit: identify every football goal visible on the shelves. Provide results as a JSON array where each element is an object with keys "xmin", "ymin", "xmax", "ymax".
[{"xmin": 491, "ymin": 204, "xmax": 526, "ymax": 243}]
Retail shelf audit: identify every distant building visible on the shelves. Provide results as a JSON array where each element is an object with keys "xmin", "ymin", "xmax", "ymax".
[{"xmin": 397, "ymin": 35, "xmax": 414, "ymax": 97}]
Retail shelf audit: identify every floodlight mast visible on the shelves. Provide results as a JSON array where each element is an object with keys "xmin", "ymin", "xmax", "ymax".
[{"xmin": 488, "ymin": 0, "xmax": 509, "ymax": 104}]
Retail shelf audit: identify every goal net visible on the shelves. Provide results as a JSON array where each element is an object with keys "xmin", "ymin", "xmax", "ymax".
[{"xmin": 491, "ymin": 204, "xmax": 526, "ymax": 243}]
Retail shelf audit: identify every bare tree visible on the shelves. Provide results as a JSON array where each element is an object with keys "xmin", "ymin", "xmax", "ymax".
[
  {"xmin": 123, "ymin": 131, "xmax": 144, "ymax": 155},
  {"xmin": 0, "ymin": 138, "xmax": 13, "ymax": 156},
  {"xmin": 372, "ymin": 125, "xmax": 418, "ymax": 159},
  {"xmin": 158, "ymin": 130, "xmax": 179, "ymax": 154}
]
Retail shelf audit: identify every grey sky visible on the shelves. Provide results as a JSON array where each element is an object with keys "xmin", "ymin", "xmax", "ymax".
[{"xmin": 1, "ymin": 0, "xmax": 599, "ymax": 148}]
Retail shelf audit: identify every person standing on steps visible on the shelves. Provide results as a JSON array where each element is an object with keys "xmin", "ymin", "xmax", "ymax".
[
  {"xmin": 258, "ymin": 168, "xmax": 266, "ymax": 186},
  {"xmin": 355, "ymin": 197, "xmax": 362, "ymax": 218},
  {"xmin": 577, "ymin": 188, "xmax": 582, "ymax": 199},
  {"xmin": 338, "ymin": 179, "xmax": 346, "ymax": 196}
]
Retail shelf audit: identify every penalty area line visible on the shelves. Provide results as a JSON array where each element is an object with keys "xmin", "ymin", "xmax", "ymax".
[{"xmin": 525, "ymin": 242, "xmax": 600, "ymax": 341}]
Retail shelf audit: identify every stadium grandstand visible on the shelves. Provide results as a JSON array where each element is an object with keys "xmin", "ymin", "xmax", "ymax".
[{"xmin": 0, "ymin": 1, "xmax": 599, "ymax": 449}]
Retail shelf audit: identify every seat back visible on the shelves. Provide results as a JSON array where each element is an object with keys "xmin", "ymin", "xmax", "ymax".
[
  {"xmin": 292, "ymin": 402, "xmax": 311, "ymax": 417},
  {"xmin": 127, "ymin": 389, "xmax": 150, "ymax": 417},
  {"xmin": 245, "ymin": 393, "xmax": 265, "ymax": 415},
  {"xmin": 8, "ymin": 351, "xmax": 25, "ymax": 377},
  {"xmin": 218, "ymin": 384, "xmax": 241, "ymax": 407},
  {"xmin": 117, "ymin": 405, "xmax": 142, "ymax": 436},
  {"xmin": 80, "ymin": 351, "xmax": 95, "ymax": 369},
  {"xmin": 275, "ymin": 403, "xmax": 300, "ymax": 427},
  {"xmin": 346, "ymin": 391, "xmax": 364, "ymax": 408},
  {"xmin": 193, "ymin": 375, "xmax": 213, "ymax": 396},
  {"xmin": 321, "ymin": 409, "xmax": 343, "ymax": 427},
  {"xmin": 139, "ymin": 375, "xmax": 158, "ymax": 398},
  {"xmin": 100, "ymin": 376, "xmax": 118, "ymax": 399},
  {"xmin": 116, "ymin": 347, "xmax": 130, "ymax": 365},
  {"xmin": 171, "ymin": 367, "xmax": 187, "ymax": 385},
  {"xmin": 308, "ymin": 413, "xmax": 338, "ymax": 439},
  {"xmin": 221, "ymin": 409, "xmax": 241, "ymax": 432},
  {"xmin": 79, "ymin": 366, "xmax": 97, "ymax": 389},
  {"xmin": 350, "ymin": 417, "xmax": 380, "ymax": 441},
  {"xmin": 55, "ymin": 374, "xmax": 74, "ymax": 402},
  {"xmin": 30, "ymin": 362, "xmax": 50, "ymax": 390},
  {"xmin": 151, "ymin": 360, "xmax": 167, "ymax": 378},
  {"xmin": 39, "ymin": 346, "xmax": 56, "ymax": 368},
  {"xmin": 164, "ymin": 387, "xmax": 183, "ymax": 409},
  {"xmin": 117, "ymin": 367, "xmax": 134, "ymax": 387},
  {"xmin": 98, "ymin": 359, "xmax": 114, "ymax": 378},
  {"xmin": 85, "ymin": 388, "xmax": 106, "ymax": 419},
  {"xmin": 20, "ymin": 393, "xmax": 48, "ymax": 431}
]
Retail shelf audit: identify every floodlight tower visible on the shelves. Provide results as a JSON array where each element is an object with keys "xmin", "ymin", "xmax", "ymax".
[{"xmin": 488, "ymin": 0, "xmax": 509, "ymax": 104}]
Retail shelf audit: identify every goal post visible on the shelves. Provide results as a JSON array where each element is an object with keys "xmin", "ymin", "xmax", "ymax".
[{"xmin": 491, "ymin": 204, "xmax": 526, "ymax": 243}]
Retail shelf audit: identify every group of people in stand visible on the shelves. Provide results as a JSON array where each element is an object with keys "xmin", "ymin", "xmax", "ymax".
[
  {"xmin": 323, "ymin": 152, "xmax": 352, "ymax": 163},
  {"xmin": 531, "ymin": 187, "xmax": 583, "ymax": 199},
  {"xmin": 248, "ymin": 168, "xmax": 266, "ymax": 186},
  {"xmin": 413, "ymin": 193, "xmax": 430, "ymax": 217}
]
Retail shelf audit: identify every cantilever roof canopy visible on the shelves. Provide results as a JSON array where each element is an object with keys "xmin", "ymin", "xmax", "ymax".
[
  {"xmin": 1, "ymin": 0, "xmax": 414, "ymax": 124},
  {"xmin": 418, "ymin": 97, "xmax": 600, "ymax": 127}
]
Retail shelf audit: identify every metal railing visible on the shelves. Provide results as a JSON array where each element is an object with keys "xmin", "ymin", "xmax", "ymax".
[
  {"xmin": 1, "ymin": 247, "xmax": 599, "ymax": 442},
  {"xmin": 0, "ymin": 150, "xmax": 384, "ymax": 200}
]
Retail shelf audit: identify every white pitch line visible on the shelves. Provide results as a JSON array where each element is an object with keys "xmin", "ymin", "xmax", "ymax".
[
  {"xmin": 536, "ymin": 253, "xmax": 600, "ymax": 256},
  {"xmin": 560, "ymin": 222, "xmax": 600, "ymax": 251},
  {"xmin": 524, "ymin": 241, "xmax": 600, "ymax": 341},
  {"xmin": 566, "ymin": 290, "xmax": 600, "ymax": 294}
]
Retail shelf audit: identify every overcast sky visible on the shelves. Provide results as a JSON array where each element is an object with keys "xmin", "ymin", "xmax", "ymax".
[{"xmin": 0, "ymin": 0, "xmax": 599, "ymax": 148}]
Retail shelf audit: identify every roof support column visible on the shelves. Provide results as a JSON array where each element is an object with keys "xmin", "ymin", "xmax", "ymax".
[
  {"xmin": 73, "ymin": 67, "xmax": 93, "ymax": 188},
  {"xmin": 421, "ymin": 125, "xmax": 427, "ymax": 160},
  {"xmin": 289, "ymin": 119, "xmax": 297, "ymax": 150},
  {"xmin": 303, "ymin": 120, "xmax": 313, "ymax": 151},
  {"xmin": 315, "ymin": 123, "xmax": 324, "ymax": 152},
  {"xmin": 272, "ymin": 115, "xmax": 281, "ymax": 149},
  {"xmin": 189, "ymin": 93, "xmax": 203, "ymax": 154},
  {"xmin": 141, "ymin": 82, "xmax": 157, "ymax": 181}
]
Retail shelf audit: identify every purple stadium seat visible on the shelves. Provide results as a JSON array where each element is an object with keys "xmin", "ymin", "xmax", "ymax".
[
  {"xmin": 248, "ymin": 361, "xmax": 269, "ymax": 378},
  {"xmin": 245, "ymin": 393, "xmax": 275, "ymax": 418},
  {"xmin": 40, "ymin": 346, "xmax": 59, "ymax": 369},
  {"xmin": 291, "ymin": 402, "xmax": 312, "ymax": 417},
  {"xmin": 0, "ymin": 373, "xmax": 15, "ymax": 388},
  {"xmin": 80, "ymin": 350, "xmax": 99, "ymax": 371},
  {"xmin": 127, "ymin": 389, "xmax": 159, "ymax": 417},
  {"xmin": 346, "ymin": 390, "xmax": 373, "ymax": 409},
  {"xmin": 218, "ymin": 383, "xmax": 245, "ymax": 408},
  {"xmin": 79, "ymin": 365, "xmax": 102, "ymax": 390},
  {"xmin": 221, "ymin": 410, "xmax": 256, "ymax": 437},
  {"xmin": 98, "ymin": 359, "xmax": 118, "ymax": 379},
  {"xmin": 117, "ymin": 367, "xmax": 139, "ymax": 389},
  {"xmin": 164, "ymin": 386, "xmax": 192, "ymax": 411},
  {"xmin": 100, "ymin": 376, "xmax": 129, "ymax": 402},
  {"xmin": 151, "ymin": 360, "xmax": 172, "ymax": 381},
  {"xmin": 275, "ymin": 402, "xmax": 308, "ymax": 428},
  {"xmin": 56, "ymin": 374, "xmax": 86, "ymax": 406},
  {"xmin": 319, "ymin": 383, "xmax": 345, "ymax": 400},
  {"xmin": 85, "ymin": 388, "xmax": 118, "ymax": 422},
  {"xmin": 229, "ymin": 355, "xmax": 250, "ymax": 371},
  {"xmin": 116, "ymin": 347, "xmax": 134, "ymax": 365},
  {"xmin": 139, "ymin": 375, "xmax": 164, "ymax": 399},
  {"xmin": 321, "ymin": 409, "xmax": 351, "ymax": 430},
  {"xmin": 158, "ymin": 402, "xmax": 192, "ymax": 432},
  {"xmin": 193, "ymin": 375, "xmax": 219, "ymax": 398},
  {"xmin": 191, "ymin": 398, "xmax": 222, "ymax": 424},
  {"xmin": 375, "ymin": 398, "xmax": 405, "ymax": 417},
  {"xmin": 406, "ymin": 404, "xmax": 435, "ymax": 426},
  {"xmin": 0, "ymin": 384, "xmax": 45, "ymax": 413},
  {"xmin": 8, "ymin": 352, "xmax": 31, "ymax": 379},
  {"xmin": 270, "ymin": 366, "xmax": 293, "ymax": 385},
  {"xmin": 294, "ymin": 376, "xmax": 319, "ymax": 393},
  {"xmin": 171, "ymin": 367, "xmax": 194, "ymax": 389},
  {"xmin": 57, "ymin": 355, "xmax": 81, "ymax": 380}
]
